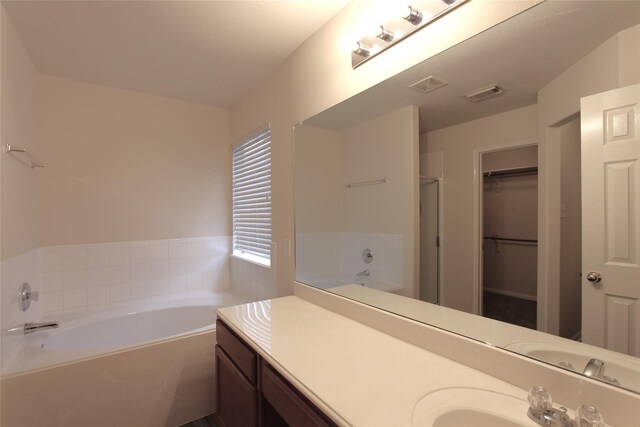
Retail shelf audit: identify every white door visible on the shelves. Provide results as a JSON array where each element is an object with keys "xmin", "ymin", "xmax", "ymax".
[{"xmin": 581, "ymin": 83, "xmax": 640, "ymax": 357}]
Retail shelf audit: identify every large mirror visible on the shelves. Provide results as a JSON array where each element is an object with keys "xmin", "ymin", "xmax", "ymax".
[{"xmin": 294, "ymin": 1, "xmax": 640, "ymax": 394}]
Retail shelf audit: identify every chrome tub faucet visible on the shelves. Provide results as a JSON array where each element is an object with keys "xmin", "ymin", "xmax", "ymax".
[
  {"xmin": 23, "ymin": 322, "xmax": 59, "ymax": 335},
  {"xmin": 356, "ymin": 269, "xmax": 370, "ymax": 277}
]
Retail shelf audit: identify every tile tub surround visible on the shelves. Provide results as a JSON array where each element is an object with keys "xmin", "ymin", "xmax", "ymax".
[
  {"xmin": 296, "ymin": 231, "xmax": 403, "ymax": 288},
  {"xmin": 1, "ymin": 236, "xmax": 231, "ymax": 373},
  {"xmin": 38, "ymin": 236, "xmax": 231, "ymax": 315}
]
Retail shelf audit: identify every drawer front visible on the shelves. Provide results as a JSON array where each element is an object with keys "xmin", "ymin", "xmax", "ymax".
[
  {"xmin": 261, "ymin": 362, "xmax": 337, "ymax": 427},
  {"xmin": 216, "ymin": 319, "xmax": 257, "ymax": 384},
  {"xmin": 216, "ymin": 346, "xmax": 259, "ymax": 427}
]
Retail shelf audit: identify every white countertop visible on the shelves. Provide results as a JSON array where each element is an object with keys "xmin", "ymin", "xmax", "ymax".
[{"xmin": 217, "ymin": 296, "xmax": 545, "ymax": 427}]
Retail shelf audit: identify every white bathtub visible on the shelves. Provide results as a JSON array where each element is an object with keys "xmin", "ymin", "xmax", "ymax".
[
  {"xmin": 44, "ymin": 304, "xmax": 216, "ymax": 351},
  {"xmin": 298, "ymin": 272, "xmax": 403, "ymax": 292},
  {"xmin": 1, "ymin": 293, "xmax": 249, "ymax": 427}
]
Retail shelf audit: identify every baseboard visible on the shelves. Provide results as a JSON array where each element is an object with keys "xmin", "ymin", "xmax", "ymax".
[{"xmin": 484, "ymin": 287, "xmax": 537, "ymax": 302}]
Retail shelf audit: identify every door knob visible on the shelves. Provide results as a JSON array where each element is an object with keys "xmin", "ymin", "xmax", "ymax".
[{"xmin": 586, "ymin": 271, "xmax": 602, "ymax": 283}]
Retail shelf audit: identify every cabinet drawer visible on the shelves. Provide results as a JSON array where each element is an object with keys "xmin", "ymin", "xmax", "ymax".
[
  {"xmin": 261, "ymin": 362, "xmax": 337, "ymax": 427},
  {"xmin": 216, "ymin": 319, "xmax": 257, "ymax": 384}
]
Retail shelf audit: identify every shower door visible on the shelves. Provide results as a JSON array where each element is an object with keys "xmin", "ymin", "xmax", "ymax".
[{"xmin": 420, "ymin": 178, "xmax": 439, "ymax": 304}]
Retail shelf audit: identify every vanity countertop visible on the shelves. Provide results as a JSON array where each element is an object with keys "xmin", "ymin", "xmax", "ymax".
[{"xmin": 217, "ymin": 295, "xmax": 544, "ymax": 426}]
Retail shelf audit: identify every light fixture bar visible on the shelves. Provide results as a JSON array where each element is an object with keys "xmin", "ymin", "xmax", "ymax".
[{"xmin": 351, "ymin": 0, "xmax": 469, "ymax": 68}]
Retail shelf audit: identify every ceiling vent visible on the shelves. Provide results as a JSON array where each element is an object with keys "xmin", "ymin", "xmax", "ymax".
[
  {"xmin": 409, "ymin": 76, "xmax": 448, "ymax": 94},
  {"xmin": 464, "ymin": 84, "xmax": 504, "ymax": 102}
]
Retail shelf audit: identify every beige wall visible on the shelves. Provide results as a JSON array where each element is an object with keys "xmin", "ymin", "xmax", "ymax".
[
  {"xmin": 1, "ymin": 9, "xmax": 39, "ymax": 260},
  {"xmin": 537, "ymin": 23, "xmax": 640, "ymax": 334},
  {"xmin": 482, "ymin": 146, "xmax": 537, "ymax": 172},
  {"xmin": 36, "ymin": 75, "xmax": 230, "ymax": 246},
  {"xmin": 231, "ymin": 0, "xmax": 538, "ymax": 295},
  {"xmin": 294, "ymin": 125, "xmax": 342, "ymax": 233},
  {"xmin": 421, "ymin": 104, "xmax": 538, "ymax": 312}
]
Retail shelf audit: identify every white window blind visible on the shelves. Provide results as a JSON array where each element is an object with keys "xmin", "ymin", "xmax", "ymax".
[{"xmin": 232, "ymin": 128, "xmax": 272, "ymax": 266}]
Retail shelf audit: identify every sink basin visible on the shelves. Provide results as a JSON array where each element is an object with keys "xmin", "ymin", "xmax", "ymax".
[
  {"xmin": 504, "ymin": 341, "xmax": 640, "ymax": 392},
  {"xmin": 412, "ymin": 387, "xmax": 535, "ymax": 427}
]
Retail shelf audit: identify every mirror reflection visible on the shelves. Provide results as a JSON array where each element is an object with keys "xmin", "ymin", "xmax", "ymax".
[{"xmin": 294, "ymin": 1, "xmax": 640, "ymax": 393}]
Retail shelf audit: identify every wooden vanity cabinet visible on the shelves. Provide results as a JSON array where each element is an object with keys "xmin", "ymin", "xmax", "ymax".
[
  {"xmin": 215, "ymin": 320, "xmax": 259, "ymax": 427},
  {"xmin": 215, "ymin": 319, "xmax": 338, "ymax": 427}
]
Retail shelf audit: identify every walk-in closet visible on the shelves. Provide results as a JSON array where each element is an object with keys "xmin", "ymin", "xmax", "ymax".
[{"xmin": 482, "ymin": 146, "xmax": 538, "ymax": 329}]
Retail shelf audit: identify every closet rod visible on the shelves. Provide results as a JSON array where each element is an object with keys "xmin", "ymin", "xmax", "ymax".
[
  {"xmin": 483, "ymin": 236, "xmax": 537, "ymax": 244},
  {"xmin": 483, "ymin": 166, "xmax": 537, "ymax": 178}
]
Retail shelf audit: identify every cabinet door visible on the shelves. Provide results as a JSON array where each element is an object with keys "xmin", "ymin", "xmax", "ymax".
[
  {"xmin": 216, "ymin": 346, "xmax": 258, "ymax": 427},
  {"xmin": 261, "ymin": 362, "xmax": 338, "ymax": 427}
]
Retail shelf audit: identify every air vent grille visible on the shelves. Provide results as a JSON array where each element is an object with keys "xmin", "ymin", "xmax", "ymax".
[
  {"xmin": 409, "ymin": 76, "xmax": 448, "ymax": 94},
  {"xmin": 464, "ymin": 84, "xmax": 504, "ymax": 102}
]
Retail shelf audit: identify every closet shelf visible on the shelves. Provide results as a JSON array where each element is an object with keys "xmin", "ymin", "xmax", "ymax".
[
  {"xmin": 483, "ymin": 236, "xmax": 537, "ymax": 244},
  {"xmin": 483, "ymin": 166, "xmax": 537, "ymax": 178}
]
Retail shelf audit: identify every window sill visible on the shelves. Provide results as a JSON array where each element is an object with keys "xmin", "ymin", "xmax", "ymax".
[{"xmin": 231, "ymin": 252, "xmax": 271, "ymax": 268}]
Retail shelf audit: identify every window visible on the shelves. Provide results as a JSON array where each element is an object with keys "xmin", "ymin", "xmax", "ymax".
[{"xmin": 232, "ymin": 128, "xmax": 272, "ymax": 266}]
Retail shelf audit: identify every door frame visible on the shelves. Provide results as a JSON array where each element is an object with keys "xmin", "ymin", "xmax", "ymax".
[
  {"xmin": 472, "ymin": 138, "xmax": 538, "ymax": 316},
  {"xmin": 419, "ymin": 176, "xmax": 442, "ymax": 304}
]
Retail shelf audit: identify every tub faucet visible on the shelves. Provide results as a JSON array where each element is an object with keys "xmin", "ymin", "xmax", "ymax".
[
  {"xmin": 356, "ymin": 269, "xmax": 370, "ymax": 277},
  {"xmin": 583, "ymin": 359, "xmax": 605, "ymax": 379},
  {"xmin": 23, "ymin": 322, "xmax": 59, "ymax": 335}
]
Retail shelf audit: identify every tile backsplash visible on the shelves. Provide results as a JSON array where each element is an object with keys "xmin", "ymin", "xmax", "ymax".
[{"xmin": 39, "ymin": 236, "xmax": 231, "ymax": 315}]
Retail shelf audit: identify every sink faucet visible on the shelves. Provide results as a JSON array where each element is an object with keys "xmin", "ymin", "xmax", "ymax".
[
  {"xmin": 527, "ymin": 386, "xmax": 604, "ymax": 427},
  {"xmin": 582, "ymin": 358, "xmax": 620, "ymax": 385},
  {"xmin": 583, "ymin": 358, "xmax": 605, "ymax": 378},
  {"xmin": 356, "ymin": 269, "xmax": 370, "ymax": 277},
  {"xmin": 527, "ymin": 386, "xmax": 572, "ymax": 427}
]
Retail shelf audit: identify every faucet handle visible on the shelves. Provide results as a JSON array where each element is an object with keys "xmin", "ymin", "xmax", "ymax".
[
  {"xmin": 19, "ymin": 283, "xmax": 38, "ymax": 311},
  {"xmin": 575, "ymin": 405, "xmax": 604, "ymax": 427},
  {"xmin": 528, "ymin": 386, "xmax": 553, "ymax": 412}
]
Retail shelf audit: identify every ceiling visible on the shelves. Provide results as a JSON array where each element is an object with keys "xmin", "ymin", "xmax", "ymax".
[
  {"xmin": 2, "ymin": 0, "xmax": 349, "ymax": 108},
  {"xmin": 304, "ymin": 0, "xmax": 640, "ymax": 132}
]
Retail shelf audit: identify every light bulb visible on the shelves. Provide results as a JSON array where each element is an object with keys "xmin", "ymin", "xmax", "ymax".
[
  {"xmin": 352, "ymin": 42, "xmax": 370, "ymax": 57},
  {"xmin": 403, "ymin": 5, "xmax": 423, "ymax": 25},
  {"xmin": 373, "ymin": 25, "xmax": 394, "ymax": 42}
]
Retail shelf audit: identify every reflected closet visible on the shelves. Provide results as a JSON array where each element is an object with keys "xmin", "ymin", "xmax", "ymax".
[{"xmin": 481, "ymin": 147, "xmax": 538, "ymax": 329}]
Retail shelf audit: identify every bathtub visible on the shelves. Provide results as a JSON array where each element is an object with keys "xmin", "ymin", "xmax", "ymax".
[
  {"xmin": 298, "ymin": 272, "xmax": 403, "ymax": 292},
  {"xmin": 1, "ymin": 293, "xmax": 248, "ymax": 427}
]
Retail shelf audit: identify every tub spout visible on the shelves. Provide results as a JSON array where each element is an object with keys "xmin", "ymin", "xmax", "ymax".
[
  {"xmin": 356, "ymin": 269, "xmax": 370, "ymax": 277},
  {"xmin": 24, "ymin": 322, "xmax": 59, "ymax": 335}
]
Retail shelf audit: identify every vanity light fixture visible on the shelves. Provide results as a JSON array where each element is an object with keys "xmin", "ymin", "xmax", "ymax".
[{"xmin": 351, "ymin": 0, "xmax": 469, "ymax": 68}]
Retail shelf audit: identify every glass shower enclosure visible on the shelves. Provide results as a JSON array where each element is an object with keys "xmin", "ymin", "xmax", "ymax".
[{"xmin": 419, "ymin": 177, "xmax": 439, "ymax": 304}]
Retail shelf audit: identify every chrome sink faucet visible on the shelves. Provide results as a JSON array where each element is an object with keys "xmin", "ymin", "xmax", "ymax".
[
  {"xmin": 582, "ymin": 358, "xmax": 620, "ymax": 386},
  {"xmin": 583, "ymin": 358, "xmax": 605, "ymax": 378},
  {"xmin": 527, "ymin": 386, "xmax": 604, "ymax": 427},
  {"xmin": 356, "ymin": 269, "xmax": 370, "ymax": 277}
]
